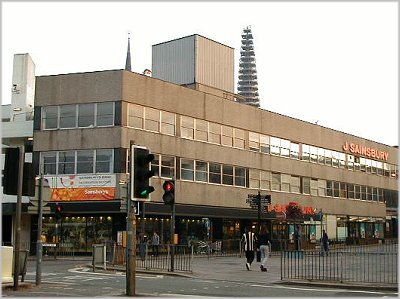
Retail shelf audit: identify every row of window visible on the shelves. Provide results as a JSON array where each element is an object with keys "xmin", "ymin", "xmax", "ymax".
[
  {"xmin": 41, "ymin": 149, "xmax": 113, "ymax": 175},
  {"xmin": 40, "ymin": 150, "xmax": 396, "ymax": 205},
  {"xmin": 42, "ymin": 102, "xmax": 115, "ymax": 129},
  {"xmin": 40, "ymin": 102, "xmax": 398, "ymax": 180}
]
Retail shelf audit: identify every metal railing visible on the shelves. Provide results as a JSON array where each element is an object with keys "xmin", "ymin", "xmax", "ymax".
[
  {"xmin": 108, "ymin": 243, "xmax": 193, "ymax": 273},
  {"xmin": 281, "ymin": 242, "xmax": 398, "ymax": 285}
]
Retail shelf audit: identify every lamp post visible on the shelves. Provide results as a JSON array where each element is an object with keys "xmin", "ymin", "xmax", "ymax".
[{"xmin": 35, "ymin": 169, "xmax": 44, "ymax": 285}]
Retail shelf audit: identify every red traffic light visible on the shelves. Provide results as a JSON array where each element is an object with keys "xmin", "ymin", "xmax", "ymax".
[{"xmin": 163, "ymin": 181, "xmax": 174, "ymax": 192}]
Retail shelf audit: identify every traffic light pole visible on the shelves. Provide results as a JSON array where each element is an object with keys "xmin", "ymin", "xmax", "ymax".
[
  {"xmin": 257, "ymin": 191, "xmax": 261, "ymax": 236},
  {"xmin": 36, "ymin": 171, "xmax": 44, "ymax": 285},
  {"xmin": 13, "ymin": 145, "xmax": 24, "ymax": 291},
  {"xmin": 126, "ymin": 180, "xmax": 136, "ymax": 296},
  {"xmin": 170, "ymin": 202, "xmax": 175, "ymax": 272}
]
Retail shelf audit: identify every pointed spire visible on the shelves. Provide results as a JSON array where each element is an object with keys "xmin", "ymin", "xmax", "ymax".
[{"xmin": 125, "ymin": 33, "xmax": 132, "ymax": 71}]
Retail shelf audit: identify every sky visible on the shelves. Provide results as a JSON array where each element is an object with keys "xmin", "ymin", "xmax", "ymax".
[{"xmin": 1, "ymin": 1, "xmax": 398, "ymax": 146}]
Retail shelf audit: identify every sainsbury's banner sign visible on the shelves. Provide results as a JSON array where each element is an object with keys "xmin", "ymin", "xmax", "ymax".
[
  {"xmin": 342, "ymin": 142, "xmax": 389, "ymax": 161},
  {"xmin": 45, "ymin": 174, "xmax": 116, "ymax": 201}
]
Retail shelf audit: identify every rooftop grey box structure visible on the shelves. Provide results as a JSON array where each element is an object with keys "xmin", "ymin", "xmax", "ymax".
[{"xmin": 152, "ymin": 34, "xmax": 234, "ymax": 93}]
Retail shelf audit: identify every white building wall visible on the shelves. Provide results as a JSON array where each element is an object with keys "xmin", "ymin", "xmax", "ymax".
[{"xmin": 10, "ymin": 53, "xmax": 35, "ymax": 122}]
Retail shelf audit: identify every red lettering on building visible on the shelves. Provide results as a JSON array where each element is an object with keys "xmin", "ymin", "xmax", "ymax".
[{"xmin": 342, "ymin": 142, "xmax": 389, "ymax": 161}]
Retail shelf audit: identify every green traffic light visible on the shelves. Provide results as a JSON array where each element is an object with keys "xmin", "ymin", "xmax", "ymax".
[{"xmin": 140, "ymin": 186, "xmax": 155, "ymax": 197}]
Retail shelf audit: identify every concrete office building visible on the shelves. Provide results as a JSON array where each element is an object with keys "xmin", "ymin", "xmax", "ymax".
[{"xmin": 8, "ymin": 35, "xmax": 397, "ymax": 254}]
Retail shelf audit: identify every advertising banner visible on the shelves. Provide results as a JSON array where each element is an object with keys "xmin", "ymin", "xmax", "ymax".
[{"xmin": 45, "ymin": 174, "xmax": 116, "ymax": 201}]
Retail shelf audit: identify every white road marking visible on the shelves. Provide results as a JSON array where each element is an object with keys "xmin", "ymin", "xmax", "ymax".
[{"xmin": 250, "ymin": 283, "xmax": 393, "ymax": 295}]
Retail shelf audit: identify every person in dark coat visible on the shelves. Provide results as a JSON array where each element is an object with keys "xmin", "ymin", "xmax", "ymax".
[
  {"xmin": 241, "ymin": 227, "xmax": 257, "ymax": 271},
  {"xmin": 321, "ymin": 230, "xmax": 329, "ymax": 256}
]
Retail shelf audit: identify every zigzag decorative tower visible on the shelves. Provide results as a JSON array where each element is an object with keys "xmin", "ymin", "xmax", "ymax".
[{"xmin": 237, "ymin": 26, "xmax": 260, "ymax": 108}]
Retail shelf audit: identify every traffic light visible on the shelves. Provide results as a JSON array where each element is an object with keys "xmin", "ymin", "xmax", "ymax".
[
  {"xmin": 133, "ymin": 147, "xmax": 155, "ymax": 199},
  {"xmin": 162, "ymin": 180, "xmax": 175, "ymax": 205},
  {"xmin": 2, "ymin": 147, "xmax": 35, "ymax": 196},
  {"xmin": 55, "ymin": 203, "xmax": 63, "ymax": 220},
  {"xmin": 265, "ymin": 195, "xmax": 271, "ymax": 205}
]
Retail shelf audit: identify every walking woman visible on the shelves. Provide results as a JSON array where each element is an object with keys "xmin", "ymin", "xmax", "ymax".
[{"xmin": 258, "ymin": 226, "xmax": 271, "ymax": 272}]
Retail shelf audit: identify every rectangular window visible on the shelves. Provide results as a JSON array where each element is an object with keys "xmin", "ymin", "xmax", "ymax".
[
  {"xmin": 340, "ymin": 182, "xmax": 347, "ymax": 198},
  {"xmin": 260, "ymin": 171, "xmax": 271, "ymax": 190},
  {"xmin": 333, "ymin": 181, "xmax": 340, "ymax": 197},
  {"xmin": 195, "ymin": 161, "xmax": 208, "ymax": 182},
  {"xmin": 221, "ymin": 126, "xmax": 233, "ymax": 147},
  {"xmin": 161, "ymin": 156, "xmax": 174, "ymax": 178},
  {"xmin": 348, "ymin": 184, "xmax": 355, "ymax": 199},
  {"xmin": 310, "ymin": 179, "xmax": 318, "ymax": 196},
  {"xmin": 222, "ymin": 165, "xmax": 234, "ymax": 185},
  {"xmin": 128, "ymin": 103, "xmax": 144, "ymax": 129},
  {"xmin": 281, "ymin": 139, "xmax": 290, "ymax": 158},
  {"xmin": 355, "ymin": 185, "xmax": 361, "ymax": 199},
  {"xmin": 145, "ymin": 107, "xmax": 160, "ymax": 132},
  {"xmin": 332, "ymin": 151, "xmax": 339, "ymax": 167},
  {"xmin": 181, "ymin": 159, "xmax": 194, "ymax": 181},
  {"xmin": 260, "ymin": 134, "xmax": 270, "ymax": 154},
  {"xmin": 326, "ymin": 181, "xmax": 333, "ymax": 197},
  {"xmin": 281, "ymin": 174, "xmax": 290, "ymax": 192},
  {"xmin": 58, "ymin": 151, "xmax": 75, "ymax": 174},
  {"xmin": 181, "ymin": 116, "xmax": 194, "ymax": 139},
  {"xmin": 318, "ymin": 179, "xmax": 326, "ymax": 196},
  {"xmin": 372, "ymin": 187, "xmax": 378, "ymax": 201},
  {"xmin": 339, "ymin": 153, "xmax": 346, "ymax": 168},
  {"xmin": 209, "ymin": 163, "xmax": 221, "ymax": 184},
  {"xmin": 195, "ymin": 119, "xmax": 208, "ymax": 142},
  {"xmin": 151, "ymin": 154, "xmax": 160, "ymax": 177},
  {"xmin": 96, "ymin": 149, "xmax": 113, "ymax": 173},
  {"xmin": 160, "ymin": 111, "xmax": 175, "ymax": 135},
  {"xmin": 301, "ymin": 144, "xmax": 310, "ymax": 161},
  {"xmin": 271, "ymin": 173, "xmax": 281, "ymax": 191},
  {"xmin": 42, "ymin": 152, "xmax": 57, "ymax": 174},
  {"xmin": 302, "ymin": 177, "xmax": 310, "ymax": 194},
  {"xmin": 361, "ymin": 185, "xmax": 367, "ymax": 200},
  {"xmin": 59, "ymin": 105, "xmax": 76, "ymax": 128},
  {"xmin": 249, "ymin": 169, "xmax": 260, "ymax": 189},
  {"xmin": 376, "ymin": 161, "xmax": 383, "ymax": 176},
  {"xmin": 290, "ymin": 176, "xmax": 300, "ymax": 193},
  {"xmin": 96, "ymin": 102, "xmax": 114, "ymax": 126},
  {"xmin": 347, "ymin": 154, "xmax": 354, "ymax": 170},
  {"xmin": 249, "ymin": 132, "xmax": 260, "ymax": 152},
  {"xmin": 290, "ymin": 143, "xmax": 299, "ymax": 160},
  {"xmin": 325, "ymin": 150, "xmax": 332, "ymax": 166},
  {"xmin": 310, "ymin": 146, "xmax": 318, "ymax": 163},
  {"xmin": 78, "ymin": 103, "xmax": 95, "ymax": 128},
  {"xmin": 270, "ymin": 137, "xmax": 280, "ymax": 155},
  {"xmin": 366, "ymin": 186, "xmax": 372, "ymax": 201},
  {"xmin": 234, "ymin": 167, "xmax": 246, "ymax": 187},
  {"xmin": 208, "ymin": 123, "xmax": 221, "ymax": 144},
  {"xmin": 77, "ymin": 150, "xmax": 94, "ymax": 173},
  {"xmin": 42, "ymin": 106, "xmax": 58, "ymax": 129},
  {"xmin": 318, "ymin": 148, "xmax": 325, "ymax": 164},
  {"xmin": 233, "ymin": 128, "xmax": 245, "ymax": 149}
]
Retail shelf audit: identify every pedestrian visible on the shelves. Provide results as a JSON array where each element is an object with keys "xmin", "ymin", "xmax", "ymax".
[
  {"xmin": 241, "ymin": 227, "xmax": 257, "ymax": 271},
  {"xmin": 258, "ymin": 226, "xmax": 271, "ymax": 272},
  {"xmin": 294, "ymin": 225, "xmax": 301, "ymax": 250},
  {"xmin": 321, "ymin": 230, "xmax": 329, "ymax": 256},
  {"xmin": 152, "ymin": 231, "xmax": 160, "ymax": 256}
]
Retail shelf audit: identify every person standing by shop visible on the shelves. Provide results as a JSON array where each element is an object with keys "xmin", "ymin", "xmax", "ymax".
[
  {"xmin": 241, "ymin": 227, "xmax": 257, "ymax": 271},
  {"xmin": 151, "ymin": 231, "xmax": 160, "ymax": 256},
  {"xmin": 294, "ymin": 225, "xmax": 301, "ymax": 250},
  {"xmin": 321, "ymin": 230, "xmax": 329, "ymax": 256},
  {"xmin": 258, "ymin": 226, "xmax": 271, "ymax": 272}
]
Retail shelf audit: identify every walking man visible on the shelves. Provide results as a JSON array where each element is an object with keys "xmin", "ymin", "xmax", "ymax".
[
  {"xmin": 321, "ymin": 230, "xmax": 329, "ymax": 256},
  {"xmin": 241, "ymin": 227, "xmax": 257, "ymax": 271},
  {"xmin": 258, "ymin": 226, "xmax": 271, "ymax": 272},
  {"xmin": 152, "ymin": 231, "xmax": 160, "ymax": 256}
]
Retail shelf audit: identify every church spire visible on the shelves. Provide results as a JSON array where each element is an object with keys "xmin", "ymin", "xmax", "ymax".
[{"xmin": 125, "ymin": 33, "xmax": 132, "ymax": 71}]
